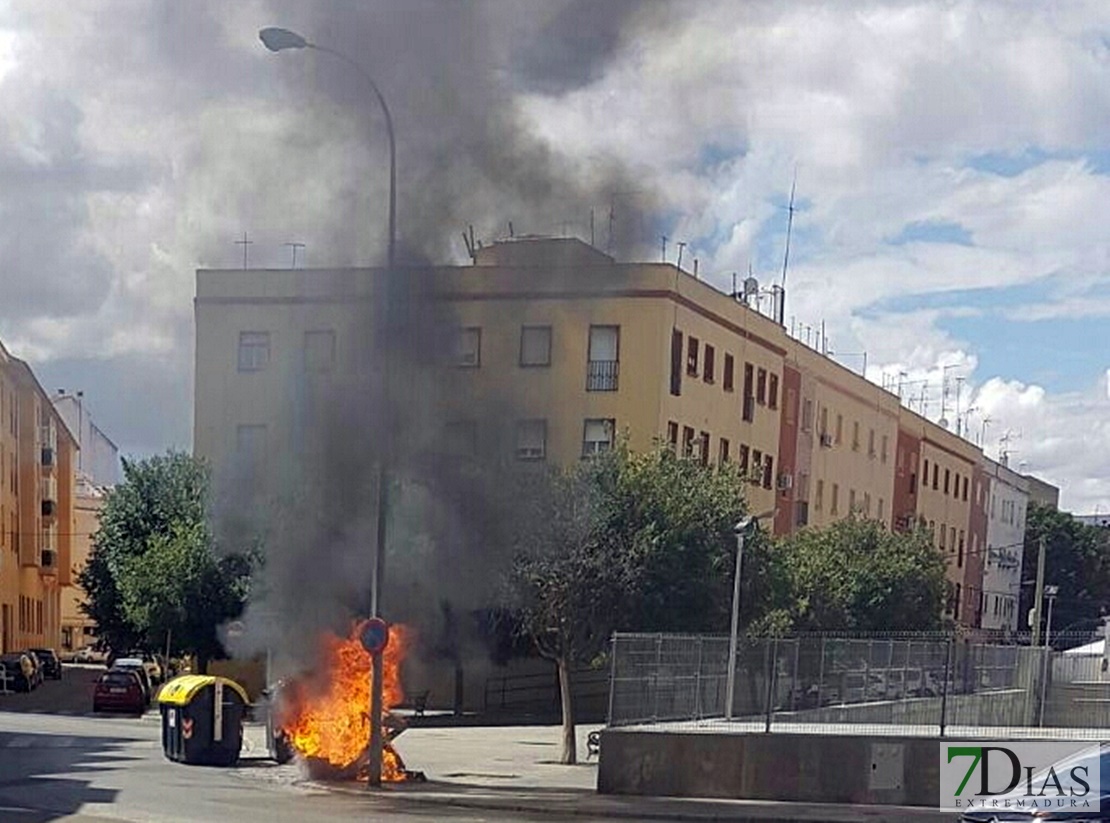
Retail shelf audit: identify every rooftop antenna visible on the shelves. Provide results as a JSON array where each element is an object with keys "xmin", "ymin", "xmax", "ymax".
[
  {"xmin": 732, "ymin": 272, "xmax": 738, "ymax": 298},
  {"xmin": 779, "ymin": 166, "xmax": 798, "ymax": 323},
  {"xmin": 661, "ymin": 235, "xmax": 667, "ymax": 263},
  {"xmin": 676, "ymin": 241, "xmax": 686, "ymax": 271},
  {"xmin": 284, "ymin": 242, "xmax": 305, "ymax": 268},
  {"xmin": 693, "ymin": 258, "xmax": 699, "ymax": 279},
  {"xmin": 589, "ymin": 209, "xmax": 595, "ymax": 247},
  {"xmin": 235, "ymin": 232, "xmax": 253, "ymax": 269},
  {"xmin": 607, "ymin": 201, "xmax": 615, "ymax": 255},
  {"xmin": 508, "ymin": 221, "xmax": 515, "ymax": 238}
]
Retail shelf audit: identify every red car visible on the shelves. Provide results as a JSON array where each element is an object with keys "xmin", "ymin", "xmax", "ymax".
[{"xmin": 93, "ymin": 670, "xmax": 146, "ymax": 714}]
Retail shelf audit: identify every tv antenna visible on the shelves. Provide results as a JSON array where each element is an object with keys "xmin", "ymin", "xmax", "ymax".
[
  {"xmin": 284, "ymin": 242, "xmax": 305, "ymax": 268},
  {"xmin": 234, "ymin": 232, "xmax": 253, "ymax": 269},
  {"xmin": 778, "ymin": 166, "xmax": 798, "ymax": 323}
]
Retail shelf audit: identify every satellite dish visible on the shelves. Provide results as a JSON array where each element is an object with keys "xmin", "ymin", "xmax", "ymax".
[{"xmin": 938, "ymin": 417, "xmax": 949, "ymax": 430}]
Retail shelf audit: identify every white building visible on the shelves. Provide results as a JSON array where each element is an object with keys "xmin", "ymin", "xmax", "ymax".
[
  {"xmin": 981, "ymin": 461, "xmax": 1030, "ymax": 631},
  {"xmin": 51, "ymin": 392, "xmax": 120, "ymax": 487}
]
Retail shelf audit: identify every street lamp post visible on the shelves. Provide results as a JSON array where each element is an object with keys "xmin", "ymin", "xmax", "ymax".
[
  {"xmin": 260, "ymin": 26, "xmax": 396, "ymax": 787},
  {"xmin": 725, "ymin": 510, "xmax": 774, "ymax": 721},
  {"xmin": 1038, "ymin": 584, "xmax": 1059, "ymax": 728}
]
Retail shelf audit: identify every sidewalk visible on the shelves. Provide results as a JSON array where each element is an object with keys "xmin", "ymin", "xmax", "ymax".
[{"xmin": 241, "ymin": 723, "xmax": 955, "ymax": 821}]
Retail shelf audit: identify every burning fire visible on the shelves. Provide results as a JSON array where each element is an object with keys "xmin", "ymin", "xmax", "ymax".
[{"xmin": 279, "ymin": 620, "xmax": 412, "ymax": 781}]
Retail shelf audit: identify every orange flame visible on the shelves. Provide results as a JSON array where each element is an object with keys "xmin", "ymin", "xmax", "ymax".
[{"xmin": 280, "ymin": 620, "xmax": 411, "ymax": 781}]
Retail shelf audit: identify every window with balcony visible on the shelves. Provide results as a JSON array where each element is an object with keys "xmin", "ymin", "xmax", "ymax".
[
  {"xmin": 703, "ymin": 345, "xmax": 715, "ymax": 383},
  {"xmin": 519, "ymin": 326, "xmax": 552, "ymax": 367},
  {"xmin": 666, "ymin": 421, "xmax": 678, "ymax": 451},
  {"xmin": 686, "ymin": 336, "xmax": 699, "ymax": 376},
  {"xmin": 515, "ymin": 419, "xmax": 547, "ymax": 461},
  {"xmin": 670, "ymin": 330, "xmax": 683, "ymax": 396},
  {"xmin": 682, "ymin": 426, "xmax": 695, "ymax": 458},
  {"xmin": 582, "ymin": 419, "xmax": 615, "ymax": 457},
  {"xmin": 723, "ymin": 353, "xmax": 734, "ymax": 392},
  {"xmin": 587, "ymin": 325, "xmax": 619, "ymax": 391},
  {"xmin": 304, "ymin": 330, "xmax": 336, "ymax": 372},
  {"xmin": 238, "ymin": 331, "xmax": 271, "ymax": 372},
  {"xmin": 455, "ymin": 327, "xmax": 482, "ymax": 367}
]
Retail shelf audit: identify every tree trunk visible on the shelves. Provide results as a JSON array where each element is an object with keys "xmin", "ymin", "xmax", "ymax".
[{"xmin": 557, "ymin": 656, "xmax": 576, "ymax": 765}]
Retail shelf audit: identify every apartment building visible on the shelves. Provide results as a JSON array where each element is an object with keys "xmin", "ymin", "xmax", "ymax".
[
  {"xmin": 194, "ymin": 236, "xmax": 1054, "ymax": 628},
  {"xmin": 980, "ymin": 461, "xmax": 1029, "ymax": 631},
  {"xmin": 0, "ymin": 340, "xmax": 78, "ymax": 652}
]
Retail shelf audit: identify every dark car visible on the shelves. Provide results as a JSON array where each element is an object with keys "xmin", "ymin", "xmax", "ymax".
[
  {"xmin": 959, "ymin": 744, "xmax": 1110, "ymax": 821},
  {"xmin": 29, "ymin": 648, "xmax": 62, "ymax": 680},
  {"xmin": 0, "ymin": 653, "xmax": 33, "ymax": 693},
  {"xmin": 93, "ymin": 670, "xmax": 147, "ymax": 715},
  {"xmin": 110, "ymin": 659, "xmax": 152, "ymax": 703}
]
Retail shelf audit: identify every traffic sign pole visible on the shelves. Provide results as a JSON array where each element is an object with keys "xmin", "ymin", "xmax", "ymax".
[{"xmin": 361, "ymin": 617, "xmax": 389, "ymax": 787}]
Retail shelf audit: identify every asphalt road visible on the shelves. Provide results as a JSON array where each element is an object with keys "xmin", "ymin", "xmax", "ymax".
[{"xmin": 0, "ymin": 711, "xmax": 601, "ymax": 822}]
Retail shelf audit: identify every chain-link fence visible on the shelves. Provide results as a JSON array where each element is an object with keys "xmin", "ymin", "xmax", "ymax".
[{"xmin": 607, "ymin": 631, "xmax": 1107, "ymax": 737}]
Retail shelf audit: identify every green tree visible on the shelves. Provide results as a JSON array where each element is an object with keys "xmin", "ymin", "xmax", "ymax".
[
  {"xmin": 769, "ymin": 516, "xmax": 948, "ymax": 632},
  {"xmin": 504, "ymin": 442, "xmax": 751, "ymax": 764},
  {"xmin": 78, "ymin": 452, "xmax": 256, "ymax": 668},
  {"xmin": 1021, "ymin": 503, "xmax": 1110, "ymax": 639}
]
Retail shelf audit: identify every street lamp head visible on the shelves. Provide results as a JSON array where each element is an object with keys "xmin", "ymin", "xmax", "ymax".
[
  {"xmin": 1044, "ymin": 585, "xmax": 1060, "ymax": 598},
  {"xmin": 734, "ymin": 509, "xmax": 776, "ymax": 534},
  {"xmin": 259, "ymin": 27, "xmax": 308, "ymax": 52}
]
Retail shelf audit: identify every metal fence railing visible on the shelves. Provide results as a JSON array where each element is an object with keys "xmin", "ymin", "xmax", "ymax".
[{"xmin": 607, "ymin": 631, "xmax": 1108, "ymax": 737}]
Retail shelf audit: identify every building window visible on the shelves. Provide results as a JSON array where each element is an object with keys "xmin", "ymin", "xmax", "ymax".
[
  {"xmin": 801, "ymin": 398, "xmax": 814, "ymax": 432},
  {"xmin": 582, "ymin": 419, "xmax": 615, "ymax": 457},
  {"xmin": 586, "ymin": 325, "xmax": 619, "ymax": 391},
  {"xmin": 444, "ymin": 420, "xmax": 477, "ymax": 457},
  {"xmin": 831, "ymin": 483, "xmax": 840, "ymax": 515},
  {"xmin": 923, "ymin": 458, "xmax": 929, "ymax": 481},
  {"xmin": 756, "ymin": 368, "xmax": 767, "ymax": 404},
  {"xmin": 516, "ymin": 419, "xmax": 547, "ymax": 460},
  {"xmin": 768, "ymin": 373, "xmax": 779, "ymax": 409},
  {"xmin": 738, "ymin": 444, "xmax": 749, "ymax": 475},
  {"xmin": 940, "ymin": 525, "xmax": 946, "ymax": 550},
  {"xmin": 848, "ymin": 488, "xmax": 856, "ymax": 513},
  {"xmin": 815, "ymin": 479, "xmax": 824, "ymax": 510},
  {"xmin": 863, "ymin": 492, "xmax": 871, "ymax": 517},
  {"xmin": 682, "ymin": 426, "xmax": 695, "ymax": 458},
  {"xmin": 751, "ymin": 450, "xmax": 763, "ymax": 482},
  {"xmin": 723, "ymin": 354, "xmax": 734, "ymax": 392},
  {"xmin": 699, "ymin": 431, "xmax": 710, "ymax": 466},
  {"xmin": 944, "ymin": 468, "xmax": 950, "ymax": 495},
  {"xmin": 763, "ymin": 455, "xmax": 774, "ymax": 489},
  {"xmin": 954, "ymin": 583, "xmax": 961, "ymax": 621},
  {"xmin": 703, "ymin": 345, "xmax": 715, "ymax": 383},
  {"xmin": 835, "ymin": 414, "xmax": 843, "ymax": 445},
  {"xmin": 666, "ymin": 421, "xmax": 679, "ymax": 451},
  {"xmin": 878, "ymin": 498, "xmax": 885, "ymax": 520},
  {"xmin": 237, "ymin": 331, "xmax": 271, "ymax": 372},
  {"xmin": 868, "ymin": 429, "xmax": 876, "ymax": 458},
  {"xmin": 670, "ymin": 329, "xmax": 683, "ymax": 396},
  {"xmin": 455, "ymin": 327, "xmax": 481, "ymax": 367},
  {"xmin": 932, "ymin": 463, "xmax": 939, "ymax": 490},
  {"xmin": 950, "ymin": 526, "xmax": 957, "ymax": 554},
  {"xmin": 957, "ymin": 531, "xmax": 965, "ymax": 568},
  {"xmin": 687, "ymin": 336, "xmax": 699, "ymax": 376},
  {"xmin": 718, "ymin": 437, "xmax": 730, "ymax": 464},
  {"xmin": 785, "ymin": 388, "xmax": 796, "ymax": 424},
  {"xmin": 881, "ymin": 435, "xmax": 888, "ymax": 463},
  {"xmin": 742, "ymin": 363, "xmax": 755, "ymax": 421},
  {"xmin": 962, "ymin": 476, "xmax": 969, "ymax": 502},
  {"xmin": 909, "ymin": 471, "xmax": 917, "ymax": 494},
  {"xmin": 852, "ymin": 421, "xmax": 860, "ymax": 451},
  {"xmin": 304, "ymin": 330, "xmax": 336, "ymax": 372},
  {"xmin": 519, "ymin": 326, "xmax": 552, "ymax": 367}
]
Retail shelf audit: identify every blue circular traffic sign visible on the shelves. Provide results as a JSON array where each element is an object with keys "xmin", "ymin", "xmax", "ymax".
[{"xmin": 360, "ymin": 617, "xmax": 390, "ymax": 655}]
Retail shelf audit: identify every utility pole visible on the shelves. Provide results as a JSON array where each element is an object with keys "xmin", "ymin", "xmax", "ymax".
[{"xmin": 1031, "ymin": 535, "xmax": 1046, "ymax": 646}]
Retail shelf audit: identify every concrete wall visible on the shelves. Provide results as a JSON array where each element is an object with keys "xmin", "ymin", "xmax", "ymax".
[
  {"xmin": 598, "ymin": 729, "xmax": 943, "ymax": 806},
  {"xmin": 1045, "ymin": 681, "xmax": 1110, "ymax": 728}
]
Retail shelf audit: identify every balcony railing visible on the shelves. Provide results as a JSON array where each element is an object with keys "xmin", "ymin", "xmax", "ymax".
[{"xmin": 586, "ymin": 360, "xmax": 619, "ymax": 391}]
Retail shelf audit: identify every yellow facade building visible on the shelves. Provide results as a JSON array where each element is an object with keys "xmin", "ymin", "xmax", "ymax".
[
  {"xmin": 0, "ymin": 340, "xmax": 78, "ymax": 652},
  {"xmin": 194, "ymin": 237, "xmax": 1054, "ymax": 629}
]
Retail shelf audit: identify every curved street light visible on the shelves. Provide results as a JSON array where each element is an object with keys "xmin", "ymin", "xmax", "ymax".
[
  {"xmin": 259, "ymin": 27, "xmax": 396, "ymax": 269},
  {"xmin": 260, "ymin": 25, "xmax": 396, "ymax": 787}
]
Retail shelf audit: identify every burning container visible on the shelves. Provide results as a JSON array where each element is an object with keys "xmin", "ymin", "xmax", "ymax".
[{"xmin": 157, "ymin": 675, "xmax": 249, "ymax": 766}]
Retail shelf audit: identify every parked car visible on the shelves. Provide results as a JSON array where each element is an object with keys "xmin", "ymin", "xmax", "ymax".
[
  {"xmin": 127, "ymin": 650, "xmax": 163, "ymax": 686},
  {"xmin": 93, "ymin": 670, "xmax": 147, "ymax": 715},
  {"xmin": 29, "ymin": 648, "xmax": 62, "ymax": 680},
  {"xmin": 0, "ymin": 653, "xmax": 33, "ymax": 692},
  {"xmin": 73, "ymin": 646, "xmax": 106, "ymax": 664},
  {"xmin": 110, "ymin": 658, "xmax": 152, "ymax": 703}
]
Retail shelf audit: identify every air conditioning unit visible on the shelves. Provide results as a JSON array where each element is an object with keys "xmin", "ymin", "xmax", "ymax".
[
  {"xmin": 777, "ymin": 472, "xmax": 793, "ymax": 491},
  {"xmin": 819, "ymin": 432, "xmax": 833, "ymax": 448}
]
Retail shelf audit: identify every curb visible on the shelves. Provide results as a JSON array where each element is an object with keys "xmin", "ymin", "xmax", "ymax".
[{"xmin": 308, "ymin": 780, "xmax": 952, "ymax": 822}]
